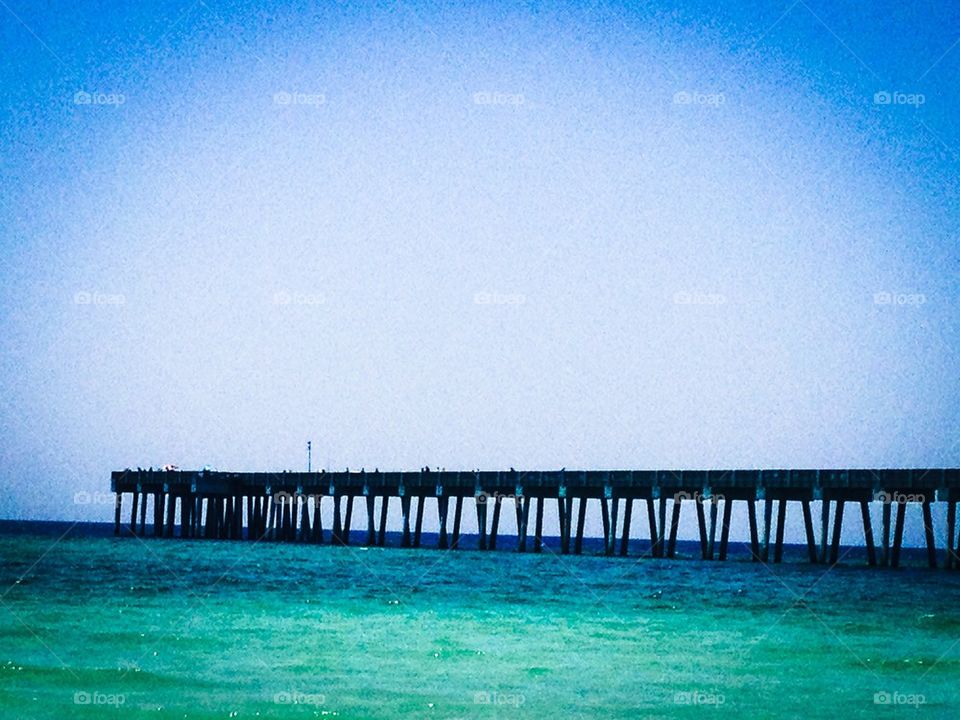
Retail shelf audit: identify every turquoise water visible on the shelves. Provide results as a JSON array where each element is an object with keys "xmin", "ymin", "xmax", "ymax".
[{"xmin": 1, "ymin": 523, "xmax": 958, "ymax": 719}]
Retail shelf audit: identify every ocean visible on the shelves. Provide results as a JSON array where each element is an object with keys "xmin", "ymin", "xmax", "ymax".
[{"xmin": 0, "ymin": 521, "xmax": 957, "ymax": 718}]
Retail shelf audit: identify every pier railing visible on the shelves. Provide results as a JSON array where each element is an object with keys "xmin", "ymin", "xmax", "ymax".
[{"xmin": 110, "ymin": 468, "xmax": 960, "ymax": 569}]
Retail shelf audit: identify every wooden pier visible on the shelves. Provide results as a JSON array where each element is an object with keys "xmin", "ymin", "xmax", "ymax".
[{"xmin": 110, "ymin": 468, "xmax": 960, "ymax": 569}]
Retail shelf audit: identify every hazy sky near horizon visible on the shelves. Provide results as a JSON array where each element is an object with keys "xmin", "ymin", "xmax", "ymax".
[{"xmin": 1, "ymin": 0, "xmax": 958, "ymax": 545}]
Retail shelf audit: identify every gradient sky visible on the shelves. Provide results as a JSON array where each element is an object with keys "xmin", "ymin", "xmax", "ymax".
[{"xmin": 1, "ymin": 0, "xmax": 958, "ymax": 546}]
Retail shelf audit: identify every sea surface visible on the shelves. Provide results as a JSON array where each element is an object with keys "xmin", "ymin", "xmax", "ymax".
[{"xmin": 0, "ymin": 521, "xmax": 957, "ymax": 719}]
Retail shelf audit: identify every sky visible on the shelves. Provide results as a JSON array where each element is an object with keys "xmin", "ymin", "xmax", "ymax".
[{"xmin": 0, "ymin": 0, "xmax": 958, "ymax": 546}]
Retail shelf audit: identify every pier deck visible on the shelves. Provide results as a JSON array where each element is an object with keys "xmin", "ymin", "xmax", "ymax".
[{"xmin": 110, "ymin": 468, "xmax": 960, "ymax": 569}]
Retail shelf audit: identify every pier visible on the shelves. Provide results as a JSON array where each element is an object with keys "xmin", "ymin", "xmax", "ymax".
[{"xmin": 110, "ymin": 468, "xmax": 960, "ymax": 569}]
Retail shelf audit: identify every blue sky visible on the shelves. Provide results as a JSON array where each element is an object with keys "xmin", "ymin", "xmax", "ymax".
[{"xmin": 0, "ymin": 0, "xmax": 958, "ymax": 545}]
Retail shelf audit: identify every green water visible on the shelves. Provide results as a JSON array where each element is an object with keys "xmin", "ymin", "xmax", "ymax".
[{"xmin": 0, "ymin": 526, "xmax": 958, "ymax": 719}]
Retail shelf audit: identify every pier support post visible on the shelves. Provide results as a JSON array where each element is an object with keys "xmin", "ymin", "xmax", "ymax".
[
  {"xmin": 695, "ymin": 498, "xmax": 707, "ymax": 560},
  {"xmin": 181, "ymin": 493, "xmax": 192, "ymax": 538},
  {"xmin": 575, "ymin": 498, "xmax": 587, "ymax": 555},
  {"xmin": 773, "ymin": 500, "xmax": 787, "ymax": 563},
  {"xmin": 400, "ymin": 495, "xmax": 411, "ymax": 548},
  {"xmin": 334, "ymin": 495, "xmax": 346, "ymax": 545},
  {"xmin": 891, "ymin": 501, "xmax": 906, "ymax": 568},
  {"xmin": 438, "ymin": 495, "xmax": 450, "ymax": 549},
  {"xmin": 829, "ymin": 499, "xmax": 845, "ymax": 565},
  {"xmin": 801, "ymin": 501, "xmax": 817, "ymax": 563},
  {"xmin": 667, "ymin": 495, "xmax": 681, "ymax": 558},
  {"xmin": 818, "ymin": 500, "xmax": 830, "ymax": 564},
  {"xmin": 476, "ymin": 496, "xmax": 488, "ymax": 550},
  {"xmin": 114, "ymin": 493, "xmax": 123, "ymax": 536},
  {"xmin": 657, "ymin": 497, "xmax": 667, "ymax": 559},
  {"xmin": 299, "ymin": 496, "xmax": 310, "ymax": 542},
  {"xmin": 600, "ymin": 498, "xmax": 610, "ymax": 556},
  {"xmin": 343, "ymin": 495, "xmax": 355, "ymax": 546},
  {"xmin": 311, "ymin": 496, "xmax": 324, "ymax": 544},
  {"xmin": 378, "ymin": 496, "xmax": 388, "ymax": 547},
  {"xmin": 922, "ymin": 498, "xmax": 937, "ymax": 569},
  {"xmin": 234, "ymin": 495, "xmax": 243, "ymax": 539},
  {"xmin": 282, "ymin": 496, "xmax": 293, "ymax": 542},
  {"xmin": 206, "ymin": 497, "xmax": 217, "ymax": 539},
  {"xmin": 413, "ymin": 496, "xmax": 425, "ymax": 548},
  {"xmin": 271, "ymin": 497, "xmax": 279, "ymax": 542},
  {"xmin": 620, "ymin": 498, "xmax": 633, "ymax": 556},
  {"xmin": 488, "ymin": 496, "xmax": 501, "ymax": 550},
  {"xmin": 718, "ymin": 498, "xmax": 732, "ymax": 561},
  {"xmin": 518, "ymin": 496, "xmax": 530, "ymax": 553},
  {"xmin": 747, "ymin": 500, "xmax": 759, "ymax": 561},
  {"xmin": 947, "ymin": 501, "xmax": 958, "ymax": 570},
  {"xmin": 881, "ymin": 501, "xmax": 891, "ymax": 567},
  {"xmin": 224, "ymin": 496, "xmax": 234, "ymax": 540},
  {"xmin": 558, "ymin": 497, "xmax": 569, "ymax": 554},
  {"xmin": 706, "ymin": 497, "xmax": 719, "ymax": 561},
  {"xmin": 760, "ymin": 498, "xmax": 772, "ymax": 563},
  {"xmin": 647, "ymin": 498, "xmax": 660, "ymax": 558},
  {"xmin": 138, "ymin": 490, "xmax": 148, "ymax": 537},
  {"xmin": 153, "ymin": 492, "xmax": 164, "ymax": 537},
  {"xmin": 452, "ymin": 496, "xmax": 463, "ymax": 549},
  {"xmin": 365, "ymin": 495, "xmax": 376, "ymax": 547},
  {"xmin": 233, "ymin": 495, "xmax": 242, "ymax": 540},
  {"xmin": 165, "ymin": 494, "xmax": 176, "ymax": 538},
  {"xmin": 860, "ymin": 501, "xmax": 876, "ymax": 566},
  {"xmin": 607, "ymin": 497, "xmax": 619, "ymax": 557},
  {"xmin": 534, "ymin": 497, "xmax": 544, "ymax": 553}
]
